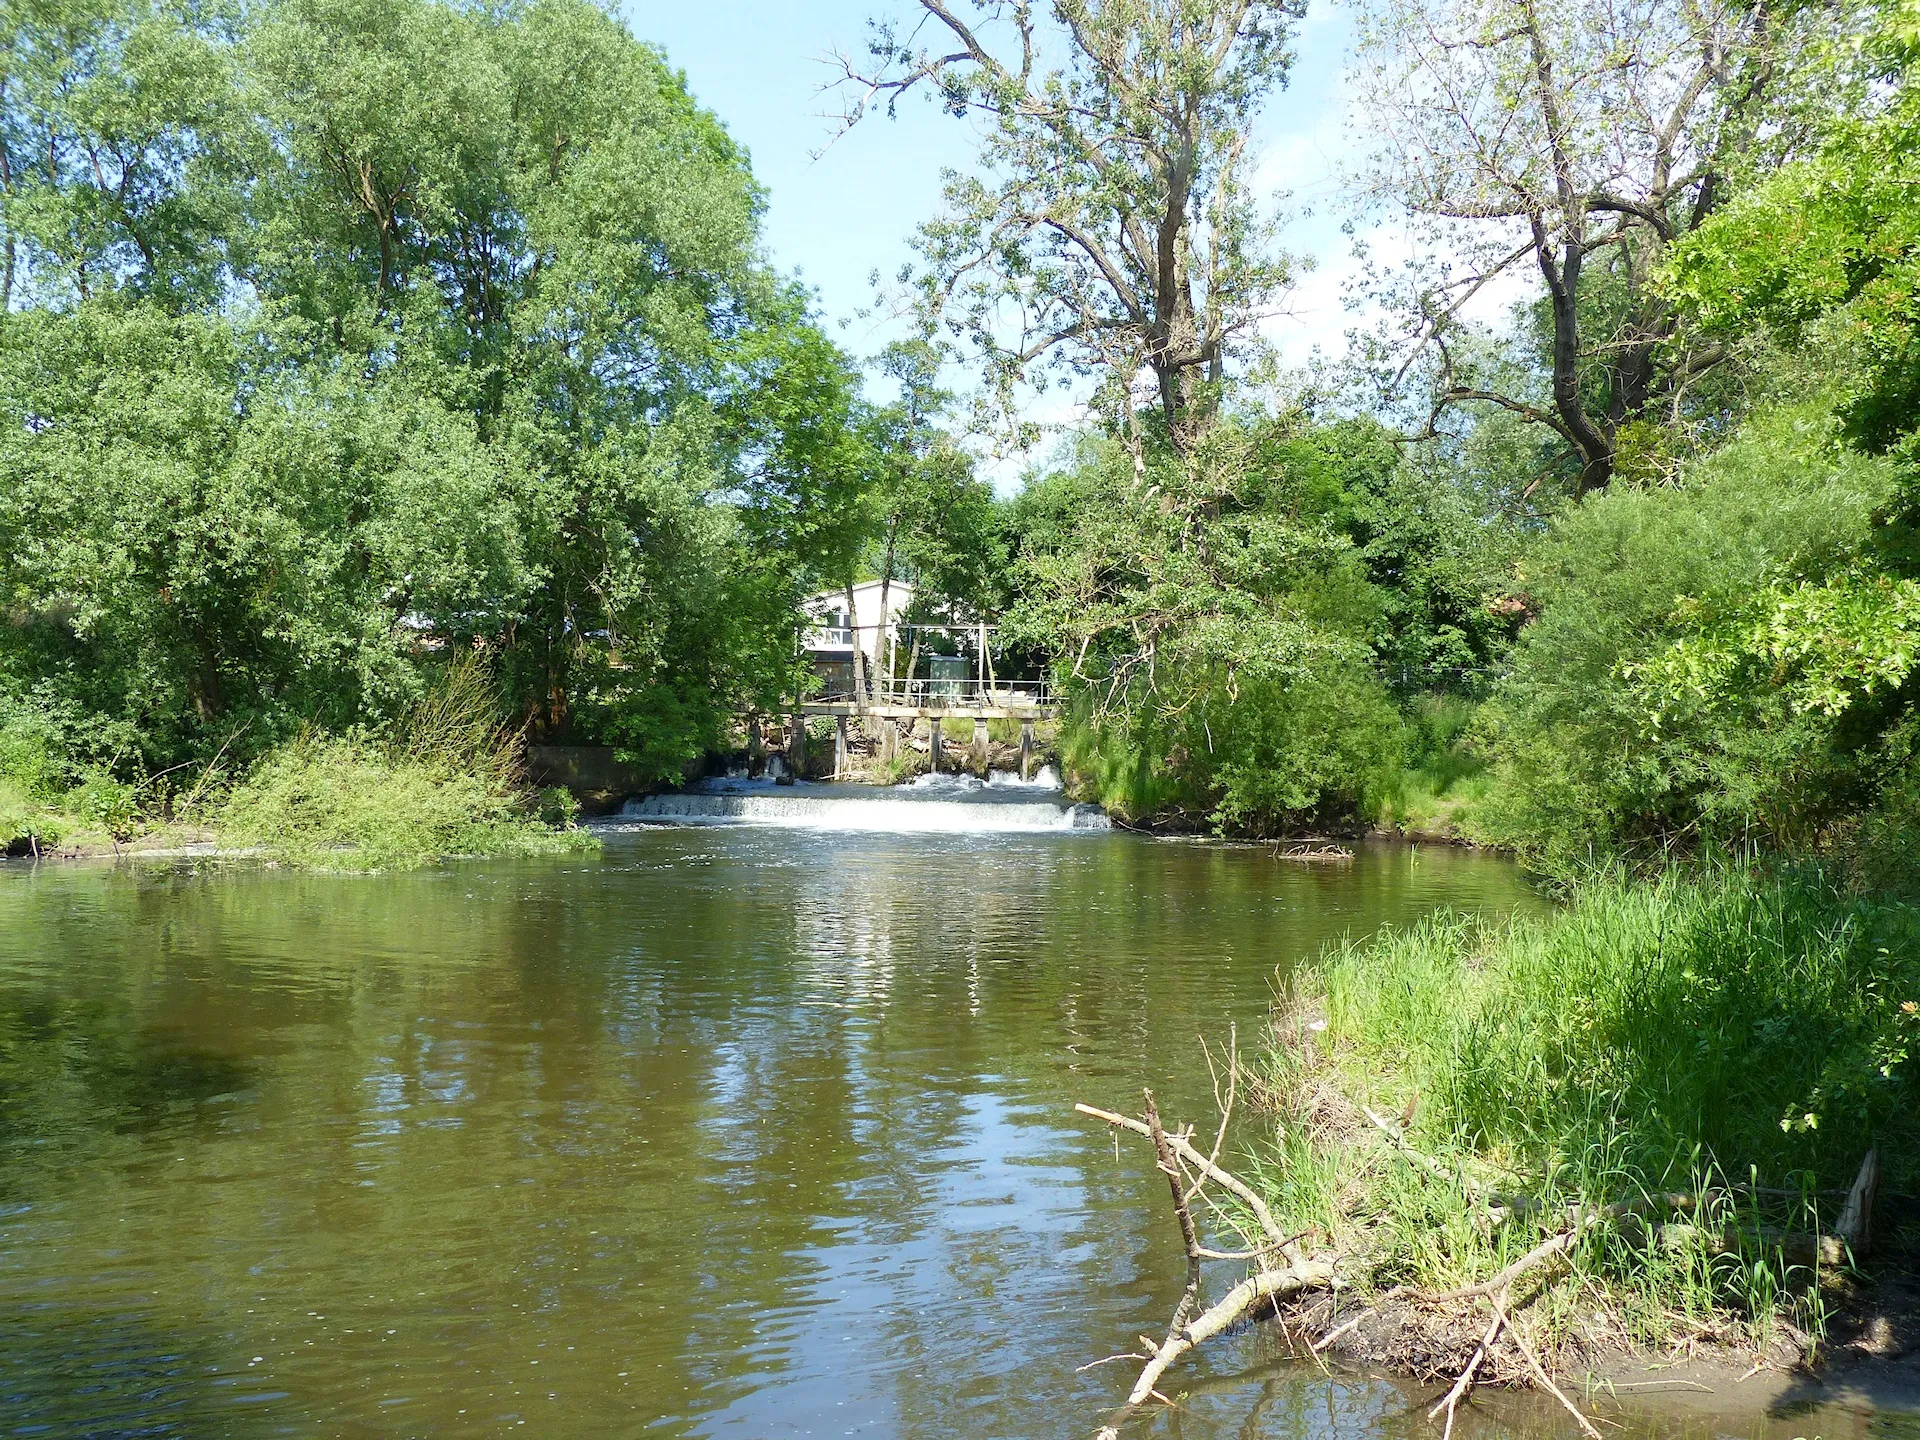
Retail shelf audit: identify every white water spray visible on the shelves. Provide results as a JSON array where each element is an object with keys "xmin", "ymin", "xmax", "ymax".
[{"xmin": 614, "ymin": 769, "xmax": 1106, "ymax": 834}]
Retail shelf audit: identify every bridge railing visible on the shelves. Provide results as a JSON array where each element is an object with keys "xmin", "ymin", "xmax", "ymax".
[{"xmin": 807, "ymin": 675, "xmax": 1058, "ymax": 710}]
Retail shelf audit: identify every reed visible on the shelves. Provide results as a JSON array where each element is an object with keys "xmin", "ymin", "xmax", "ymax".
[
  {"xmin": 221, "ymin": 658, "xmax": 596, "ymax": 870},
  {"xmin": 1261, "ymin": 865, "xmax": 1920, "ymax": 1343}
]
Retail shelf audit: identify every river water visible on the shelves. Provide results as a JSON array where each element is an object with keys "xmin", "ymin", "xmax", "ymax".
[{"xmin": 0, "ymin": 814, "xmax": 1904, "ymax": 1438}]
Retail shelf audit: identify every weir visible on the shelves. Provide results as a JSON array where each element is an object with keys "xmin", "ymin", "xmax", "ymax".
[{"xmin": 617, "ymin": 770, "xmax": 1109, "ymax": 834}]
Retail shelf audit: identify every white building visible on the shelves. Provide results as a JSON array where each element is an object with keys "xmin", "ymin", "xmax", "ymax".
[{"xmin": 803, "ymin": 580, "xmax": 916, "ymax": 695}]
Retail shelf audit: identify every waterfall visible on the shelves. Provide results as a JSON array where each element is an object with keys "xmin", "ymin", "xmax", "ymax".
[{"xmin": 611, "ymin": 772, "xmax": 1108, "ymax": 834}]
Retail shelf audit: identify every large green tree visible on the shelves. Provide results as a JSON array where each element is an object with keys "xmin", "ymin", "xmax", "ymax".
[
  {"xmin": 0, "ymin": 0, "xmax": 878, "ymax": 783},
  {"xmin": 1352, "ymin": 0, "xmax": 1838, "ymax": 493}
]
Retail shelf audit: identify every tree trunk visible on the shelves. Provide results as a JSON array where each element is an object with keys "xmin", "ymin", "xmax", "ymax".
[
  {"xmin": 1540, "ymin": 234, "xmax": 1615, "ymax": 493},
  {"xmin": 874, "ymin": 520, "xmax": 898, "ymax": 707},
  {"xmin": 843, "ymin": 581, "xmax": 867, "ymax": 709}
]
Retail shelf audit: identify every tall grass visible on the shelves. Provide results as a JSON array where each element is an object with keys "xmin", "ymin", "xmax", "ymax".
[
  {"xmin": 1262, "ymin": 866, "xmax": 1920, "ymax": 1341},
  {"xmin": 221, "ymin": 659, "xmax": 595, "ymax": 870},
  {"xmin": 1380, "ymin": 693, "xmax": 1491, "ymax": 838}
]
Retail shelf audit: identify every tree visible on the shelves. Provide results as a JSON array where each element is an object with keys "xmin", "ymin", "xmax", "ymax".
[
  {"xmin": 242, "ymin": 0, "xmax": 859, "ymax": 755},
  {"xmin": 854, "ymin": 339, "xmax": 1002, "ymax": 702},
  {"xmin": 0, "ymin": 304, "xmax": 531, "ymax": 766},
  {"xmin": 835, "ymin": 0, "xmax": 1301, "ymax": 455},
  {"xmin": 0, "ymin": 0, "xmax": 238, "ymax": 310},
  {"xmin": 1352, "ymin": 0, "xmax": 1829, "ymax": 492},
  {"xmin": 0, "ymin": 0, "xmax": 883, "ymax": 785},
  {"xmin": 1669, "ymin": 0, "xmax": 1920, "ymax": 457},
  {"xmin": 999, "ymin": 421, "xmax": 1402, "ymax": 830}
]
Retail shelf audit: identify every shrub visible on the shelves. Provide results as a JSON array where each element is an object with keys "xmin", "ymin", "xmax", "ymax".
[
  {"xmin": 67, "ymin": 768, "xmax": 139, "ymax": 839},
  {"xmin": 220, "ymin": 660, "xmax": 596, "ymax": 869},
  {"xmin": 0, "ymin": 708, "xmax": 71, "ymax": 849},
  {"xmin": 1479, "ymin": 406, "xmax": 1915, "ymax": 872},
  {"xmin": 1061, "ymin": 661, "xmax": 1405, "ymax": 834}
]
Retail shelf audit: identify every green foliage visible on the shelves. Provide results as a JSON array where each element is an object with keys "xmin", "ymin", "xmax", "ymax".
[
  {"xmin": 0, "ymin": 0, "xmax": 880, "ymax": 803},
  {"xmin": 1669, "ymin": 0, "xmax": 1920, "ymax": 457},
  {"xmin": 221, "ymin": 733, "xmax": 591, "ymax": 870},
  {"xmin": 1265, "ymin": 418, "xmax": 1519, "ymax": 689},
  {"xmin": 1477, "ymin": 406, "xmax": 1915, "ymax": 870},
  {"xmin": 852, "ymin": 0, "xmax": 1300, "ymax": 451},
  {"xmin": 1379, "ymin": 693, "xmax": 1492, "ymax": 837},
  {"xmin": 1006, "ymin": 424, "xmax": 1405, "ymax": 833},
  {"xmin": 0, "ymin": 706, "xmax": 68, "ymax": 801},
  {"xmin": 220, "ymin": 660, "xmax": 595, "ymax": 869},
  {"xmin": 0, "ymin": 698, "xmax": 76, "ymax": 847},
  {"xmin": 1265, "ymin": 866, "xmax": 1920, "ymax": 1335},
  {"xmin": 0, "ymin": 302, "xmax": 531, "ymax": 765},
  {"xmin": 0, "ymin": 0, "xmax": 241, "ymax": 310}
]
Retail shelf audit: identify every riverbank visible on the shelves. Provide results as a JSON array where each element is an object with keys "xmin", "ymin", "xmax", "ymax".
[
  {"xmin": 1086, "ymin": 863, "xmax": 1920, "ymax": 1429},
  {"xmin": 3, "ymin": 700, "xmax": 597, "ymax": 870}
]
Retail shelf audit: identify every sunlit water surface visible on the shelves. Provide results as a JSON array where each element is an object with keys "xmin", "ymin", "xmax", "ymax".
[{"xmin": 1, "ymin": 828, "xmax": 1907, "ymax": 1439}]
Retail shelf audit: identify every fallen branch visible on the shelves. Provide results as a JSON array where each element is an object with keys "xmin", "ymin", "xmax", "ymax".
[
  {"xmin": 1082, "ymin": 1091, "xmax": 1339, "ymax": 1436},
  {"xmin": 1094, "ymin": 1260, "xmax": 1338, "ymax": 1440},
  {"xmin": 1424, "ymin": 1173, "xmax": 1869, "ymax": 1313},
  {"xmin": 1427, "ymin": 1226, "xmax": 1585, "ymax": 1302},
  {"xmin": 1076, "ymin": 1102, "xmax": 1305, "ymax": 1267},
  {"xmin": 1428, "ymin": 1301, "xmax": 1505, "ymax": 1440},
  {"xmin": 1146, "ymin": 1091, "xmax": 1205, "ymax": 1340},
  {"xmin": 1312, "ymin": 1312, "xmax": 1364, "ymax": 1353},
  {"xmin": 1497, "ymin": 1292, "xmax": 1602, "ymax": 1440}
]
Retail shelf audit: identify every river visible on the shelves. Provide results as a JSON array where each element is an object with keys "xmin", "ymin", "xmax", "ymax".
[{"xmin": 0, "ymin": 810, "xmax": 1898, "ymax": 1438}]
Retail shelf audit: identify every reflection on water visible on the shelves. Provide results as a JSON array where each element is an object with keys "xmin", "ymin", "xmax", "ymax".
[{"xmin": 0, "ymin": 831, "xmax": 1832, "ymax": 1439}]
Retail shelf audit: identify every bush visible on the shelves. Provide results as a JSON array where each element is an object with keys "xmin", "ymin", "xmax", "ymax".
[
  {"xmin": 0, "ymin": 708, "xmax": 71, "ymax": 849},
  {"xmin": 67, "ymin": 768, "xmax": 139, "ymax": 839},
  {"xmin": 1062, "ymin": 662, "xmax": 1406, "ymax": 834},
  {"xmin": 1479, "ymin": 406, "xmax": 1915, "ymax": 872},
  {"xmin": 220, "ymin": 660, "xmax": 597, "ymax": 869}
]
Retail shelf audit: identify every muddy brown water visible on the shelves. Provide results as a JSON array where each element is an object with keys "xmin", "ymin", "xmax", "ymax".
[{"xmin": 0, "ymin": 823, "xmax": 1912, "ymax": 1438}]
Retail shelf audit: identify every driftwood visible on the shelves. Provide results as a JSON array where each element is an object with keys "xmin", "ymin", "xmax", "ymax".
[
  {"xmin": 1271, "ymin": 842, "xmax": 1355, "ymax": 864},
  {"xmin": 1427, "ymin": 1303, "xmax": 1504, "ymax": 1440},
  {"xmin": 1075, "ymin": 1102, "xmax": 1306, "ymax": 1268},
  {"xmin": 1080, "ymin": 1087, "xmax": 1337, "ymax": 1438},
  {"xmin": 1497, "ymin": 1292, "xmax": 1602, "ymax": 1440},
  {"xmin": 1837, "ymin": 1149, "xmax": 1879, "ymax": 1256},
  {"xmin": 1083, "ymin": 1076, "xmax": 1881, "ymax": 1437}
]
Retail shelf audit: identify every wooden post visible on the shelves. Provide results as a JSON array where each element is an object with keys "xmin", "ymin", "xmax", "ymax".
[
  {"xmin": 1020, "ymin": 720, "xmax": 1034, "ymax": 781},
  {"xmin": 929, "ymin": 714, "xmax": 944, "ymax": 773},
  {"xmin": 747, "ymin": 716, "xmax": 763, "ymax": 778},
  {"xmin": 834, "ymin": 714, "xmax": 849, "ymax": 779},
  {"xmin": 880, "ymin": 719, "xmax": 898, "ymax": 765},
  {"xmin": 790, "ymin": 713, "xmax": 807, "ymax": 776},
  {"xmin": 972, "ymin": 716, "xmax": 990, "ymax": 774}
]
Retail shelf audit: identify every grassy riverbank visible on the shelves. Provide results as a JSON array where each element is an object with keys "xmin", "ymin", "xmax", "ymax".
[
  {"xmin": 1258, "ymin": 865, "xmax": 1920, "ymax": 1359},
  {"xmin": 1, "ymin": 667, "xmax": 597, "ymax": 870}
]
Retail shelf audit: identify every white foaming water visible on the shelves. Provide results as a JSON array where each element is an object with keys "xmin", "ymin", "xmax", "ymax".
[{"xmin": 613, "ymin": 770, "xmax": 1107, "ymax": 834}]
